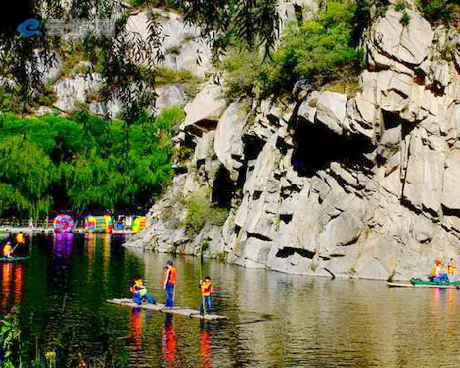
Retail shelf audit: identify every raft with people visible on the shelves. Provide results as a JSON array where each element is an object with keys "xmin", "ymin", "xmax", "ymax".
[
  {"xmin": 107, "ymin": 298, "xmax": 229, "ymax": 321},
  {"xmin": 387, "ymin": 278, "xmax": 460, "ymax": 289}
]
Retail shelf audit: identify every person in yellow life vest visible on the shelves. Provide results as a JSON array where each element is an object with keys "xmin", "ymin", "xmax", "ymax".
[
  {"xmin": 199, "ymin": 276, "xmax": 214, "ymax": 314},
  {"xmin": 162, "ymin": 260, "xmax": 177, "ymax": 308},
  {"xmin": 3, "ymin": 242, "xmax": 13, "ymax": 258},
  {"xmin": 447, "ymin": 258, "xmax": 456, "ymax": 282},
  {"xmin": 15, "ymin": 232, "xmax": 25, "ymax": 246},
  {"xmin": 129, "ymin": 275, "xmax": 156, "ymax": 305},
  {"xmin": 431, "ymin": 260, "xmax": 449, "ymax": 283}
]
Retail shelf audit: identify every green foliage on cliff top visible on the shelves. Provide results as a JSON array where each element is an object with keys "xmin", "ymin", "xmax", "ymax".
[
  {"xmin": 417, "ymin": 0, "xmax": 460, "ymax": 24},
  {"xmin": 221, "ymin": 1, "xmax": 362, "ymax": 99},
  {"xmin": 0, "ymin": 105, "xmax": 184, "ymax": 218}
]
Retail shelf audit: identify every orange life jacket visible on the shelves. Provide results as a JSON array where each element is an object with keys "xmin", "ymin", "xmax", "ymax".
[
  {"xmin": 163, "ymin": 266, "xmax": 177, "ymax": 285},
  {"xmin": 16, "ymin": 233, "xmax": 24, "ymax": 244},
  {"xmin": 200, "ymin": 281, "xmax": 213, "ymax": 297},
  {"xmin": 448, "ymin": 262, "xmax": 455, "ymax": 275}
]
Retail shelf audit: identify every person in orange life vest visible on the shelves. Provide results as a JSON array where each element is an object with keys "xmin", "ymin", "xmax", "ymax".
[
  {"xmin": 431, "ymin": 260, "xmax": 449, "ymax": 283},
  {"xmin": 129, "ymin": 275, "xmax": 156, "ymax": 305},
  {"xmin": 447, "ymin": 258, "xmax": 456, "ymax": 282},
  {"xmin": 199, "ymin": 276, "xmax": 214, "ymax": 314},
  {"xmin": 15, "ymin": 232, "xmax": 25, "ymax": 246},
  {"xmin": 2, "ymin": 242, "xmax": 13, "ymax": 258},
  {"xmin": 162, "ymin": 260, "xmax": 177, "ymax": 308}
]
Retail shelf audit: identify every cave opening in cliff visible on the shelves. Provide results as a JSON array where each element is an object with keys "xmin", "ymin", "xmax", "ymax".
[
  {"xmin": 275, "ymin": 246, "xmax": 315, "ymax": 259},
  {"xmin": 244, "ymin": 135, "xmax": 265, "ymax": 161},
  {"xmin": 291, "ymin": 118, "xmax": 374, "ymax": 177},
  {"xmin": 212, "ymin": 165, "xmax": 234, "ymax": 208},
  {"xmin": 382, "ymin": 110, "xmax": 415, "ymax": 138}
]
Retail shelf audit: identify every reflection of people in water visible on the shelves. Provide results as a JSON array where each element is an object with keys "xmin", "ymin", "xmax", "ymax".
[
  {"xmin": 200, "ymin": 320, "xmax": 212, "ymax": 368},
  {"xmin": 447, "ymin": 288, "xmax": 455, "ymax": 316},
  {"xmin": 162, "ymin": 315, "xmax": 176, "ymax": 366},
  {"xmin": 1, "ymin": 263, "xmax": 24, "ymax": 312},
  {"xmin": 129, "ymin": 308, "xmax": 143, "ymax": 350}
]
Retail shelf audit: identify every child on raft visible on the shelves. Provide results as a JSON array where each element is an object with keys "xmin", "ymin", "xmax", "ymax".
[
  {"xmin": 129, "ymin": 276, "xmax": 156, "ymax": 305},
  {"xmin": 199, "ymin": 276, "xmax": 214, "ymax": 314}
]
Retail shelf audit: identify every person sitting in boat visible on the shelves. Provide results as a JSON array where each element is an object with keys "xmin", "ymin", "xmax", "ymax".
[
  {"xmin": 431, "ymin": 260, "xmax": 449, "ymax": 283},
  {"xmin": 447, "ymin": 258, "xmax": 456, "ymax": 282},
  {"xmin": 199, "ymin": 276, "xmax": 214, "ymax": 314},
  {"xmin": 15, "ymin": 231, "xmax": 25, "ymax": 246},
  {"xmin": 2, "ymin": 241, "xmax": 13, "ymax": 258},
  {"xmin": 129, "ymin": 276, "xmax": 156, "ymax": 305}
]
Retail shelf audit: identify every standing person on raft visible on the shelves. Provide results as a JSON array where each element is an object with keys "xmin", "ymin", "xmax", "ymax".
[
  {"xmin": 129, "ymin": 275, "xmax": 156, "ymax": 305},
  {"xmin": 162, "ymin": 260, "xmax": 177, "ymax": 308},
  {"xmin": 199, "ymin": 276, "xmax": 214, "ymax": 314}
]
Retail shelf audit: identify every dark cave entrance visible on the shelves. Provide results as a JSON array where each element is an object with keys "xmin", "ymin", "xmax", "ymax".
[
  {"xmin": 291, "ymin": 117, "xmax": 375, "ymax": 177},
  {"xmin": 212, "ymin": 165, "xmax": 234, "ymax": 208}
]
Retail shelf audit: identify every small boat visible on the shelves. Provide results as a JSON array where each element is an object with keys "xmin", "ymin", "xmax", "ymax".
[
  {"xmin": 387, "ymin": 278, "xmax": 460, "ymax": 289},
  {"xmin": 0, "ymin": 256, "xmax": 30, "ymax": 262},
  {"xmin": 107, "ymin": 298, "xmax": 229, "ymax": 321}
]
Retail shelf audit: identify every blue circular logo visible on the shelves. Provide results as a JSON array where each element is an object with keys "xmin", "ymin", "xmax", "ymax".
[{"xmin": 17, "ymin": 18, "xmax": 42, "ymax": 37}]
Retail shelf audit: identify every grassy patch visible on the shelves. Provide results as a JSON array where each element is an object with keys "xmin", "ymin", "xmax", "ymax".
[{"xmin": 184, "ymin": 187, "xmax": 229, "ymax": 236}]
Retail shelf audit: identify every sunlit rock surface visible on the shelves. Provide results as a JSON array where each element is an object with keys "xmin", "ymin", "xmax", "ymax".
[{"xmin": 127, "ymin": 5, "xmax": 460, "ymax": 282}]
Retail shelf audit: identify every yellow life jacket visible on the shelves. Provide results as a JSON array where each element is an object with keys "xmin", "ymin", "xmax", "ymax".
[{"xmin": 201, "ymin": 281, "xmax": 213, "ymax": 297}]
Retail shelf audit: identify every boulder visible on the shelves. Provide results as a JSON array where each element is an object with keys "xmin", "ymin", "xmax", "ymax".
[
  {"xmin": 213, "ymin": 102, "xmax": 247, "ymax": 179},
  {"xmin": 315, "ymin": 91, "xmax": 348, "ymax": 134},
  {"xmin": 371, "ymin": 8, "xmax": 433, "ymax": 66},
  {"xmin": 180, "ymin": 83, "xmax": 227, "ymax": 136}
]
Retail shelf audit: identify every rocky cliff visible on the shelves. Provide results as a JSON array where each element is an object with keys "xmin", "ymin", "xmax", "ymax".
[{"xmin": 126, "ymin": 3, "xmax": 460, "ymax": 281}]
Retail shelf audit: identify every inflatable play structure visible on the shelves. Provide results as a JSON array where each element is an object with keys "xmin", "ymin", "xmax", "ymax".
[
  {"xmin": 132, "ymin": 216, "xmax": 147, "ymax": 233},
  {"xmin": 84, "ymin": 215, "xmax": 96, "ymax": 232},
  {"xmin": 104, "ymin": 214, "xmax": 113, "ymax": 234},
  {"xmin": 53, "ymin": 214, "xmax": 75, "ymax": 233}
]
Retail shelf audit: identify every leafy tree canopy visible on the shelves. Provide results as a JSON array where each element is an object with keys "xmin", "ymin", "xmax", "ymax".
[{"xmin": 0, "ymin": 106, "xmax": 184, "ymax": 218}]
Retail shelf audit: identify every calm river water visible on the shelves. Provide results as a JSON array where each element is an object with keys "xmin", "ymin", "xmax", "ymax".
[{"xmin": 1, "ymin": 233, "xmax": 460, "ymax": 367}]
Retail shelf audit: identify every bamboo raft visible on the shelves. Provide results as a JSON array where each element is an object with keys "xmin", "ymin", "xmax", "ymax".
[{"xmin": 107, "ymin": 298, "xmax": 229, "ymax": 321}]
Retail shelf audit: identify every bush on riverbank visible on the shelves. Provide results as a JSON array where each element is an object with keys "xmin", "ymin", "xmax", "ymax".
[{"xmin": 0, "ymin": 106, "xmax": 184, "ymax": 218}]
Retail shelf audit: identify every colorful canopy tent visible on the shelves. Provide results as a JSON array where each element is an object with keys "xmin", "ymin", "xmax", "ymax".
[
  {"xmin": 53, "ymin": 214, "xmax": 75, "ymax": 233},
  {"xmin": 132, "ymin": 216, "xmax": 147, "ymax": 233},
  {"xmin": 84, "ymin": 215, "xmax": 97, "ymax": 232}
]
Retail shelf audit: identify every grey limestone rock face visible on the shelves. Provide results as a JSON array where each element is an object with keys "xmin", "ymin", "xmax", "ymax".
[{"xmin": 127, "ymin": 5, "xmax": 460, "ymax": 281}]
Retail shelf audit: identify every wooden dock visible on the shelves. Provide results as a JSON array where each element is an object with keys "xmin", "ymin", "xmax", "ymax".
[{"xmin": 107, "ymin": 298, "xmax": 229, "ymax": 321}]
